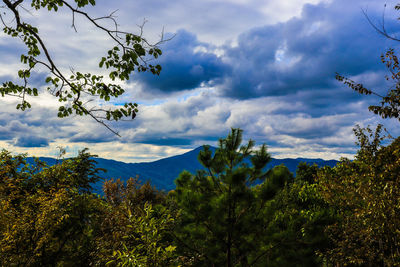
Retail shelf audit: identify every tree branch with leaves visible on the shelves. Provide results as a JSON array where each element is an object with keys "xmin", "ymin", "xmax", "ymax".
[
  {"xmin": 0, "ymin": 0, "xmax": 168, "ymax": 135},
  {"xmin": 336, "ymin": 3, "xmax": 400, "ymax": 122}
]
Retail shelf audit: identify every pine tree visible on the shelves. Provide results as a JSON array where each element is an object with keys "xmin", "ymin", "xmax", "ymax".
[{"xmin": 171, "ymin": 128, "xmax": 292, "ymax": 266}]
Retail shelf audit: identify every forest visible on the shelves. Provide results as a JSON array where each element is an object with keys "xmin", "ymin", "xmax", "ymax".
[{"xmin": 0, "ymin": 126, "xmax": 399, "ymax": 266}]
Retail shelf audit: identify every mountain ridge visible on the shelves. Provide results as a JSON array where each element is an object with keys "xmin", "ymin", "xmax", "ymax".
[{"xmin": 26, "ymin": 146, "xmax": 339, "ymax": 192}]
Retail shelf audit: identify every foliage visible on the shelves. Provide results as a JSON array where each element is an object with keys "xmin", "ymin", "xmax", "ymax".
[
  {"xmin": 0, "ymin": 149, "xmax": 105, "ymax": 266},
  {"xmin": 336, "ymin": 4, "xmax": 400, "ymax": 122},
  {"xmin": 318, "ymin": 125, "xmax": 400, "ymax": 266},
  {"xmin": 0, "ymin": 150, "xmax": 178, "ymax": 266},
  {"xmin": 92, "ymin": 177, "xmax": 177, "ymax": 266},
  {"xmin": 109, "ymin": 203, "xmax": 178, "ymax": 267},
  {"xmin": 336, "ymin": 49, "xmax": 400, "ymax": 121},
  {"xmin": 171, "ymin": 128, "xmax": 295, "ymax": 266},
  {"xmin": 0, "ymin": 0, "xmax": 165, "ymax": 135},
  {"xmin": 260, "ymin": 163, "xmax": 335, "ymax": 266},
  {"xmin": 8, "ymin": 128, "xmax": 398, "ymax": 266},
  {"xmin": 103, "ymin": 177, "xmax": 166, "ymax": 208}
]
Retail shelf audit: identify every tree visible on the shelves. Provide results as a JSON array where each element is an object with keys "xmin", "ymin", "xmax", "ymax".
[
  {"xmin": 259, "ymin": 162, "xmax": 335, "ymax": 267},
  {"xmin": 170, "ymin": 128, "xmax": 294, "ymax": 266},
  {"xmin": 0, "ymin": 149, "xmax": 105, "ymax": 266},
  {"xmin": 336, "ymin": 4, "xmax": 400, "ymax": 121},
  {"xmin": 109, "ymin": 203, "xmax": 178, "ymax": 267},
  {"xmin": 0, "ymin": 149, "xmax": 182, "ymax": 266},
  {"xmin": 317, "ymin": 125, "xmax": 400, "ymax": 266},
  {"xmin": 0, "ymin": 0, "xmax": 166, "ymax": 135},
  {"xmin": 93, "ymin": 177, "xmax": 179, "ymax": 266}
]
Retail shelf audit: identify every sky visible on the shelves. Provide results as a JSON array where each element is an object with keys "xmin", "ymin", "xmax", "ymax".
[{"xmin": 0, "ymin": 0, "xmax": 399, "ymax": 162}]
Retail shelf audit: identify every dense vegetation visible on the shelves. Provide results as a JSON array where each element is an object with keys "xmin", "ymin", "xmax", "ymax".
[{"xmin": 1, "ymin": 127, "xmax": 399, "ymax": 266}]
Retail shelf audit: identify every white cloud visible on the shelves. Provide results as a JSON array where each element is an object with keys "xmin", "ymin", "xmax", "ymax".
[{"xmin": 0, "ymin": 0, "xmax": 399, "ymax": 163}]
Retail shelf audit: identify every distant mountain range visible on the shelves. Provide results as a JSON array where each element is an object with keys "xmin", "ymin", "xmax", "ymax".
[{"xmin": 27, "ymin": 146, "xmax": 338, "ymax": 193}]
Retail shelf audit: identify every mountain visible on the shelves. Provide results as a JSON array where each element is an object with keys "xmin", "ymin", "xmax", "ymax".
[{"xmin": 27, "ymin": 146, "xmax": 338, "ymax": 193}]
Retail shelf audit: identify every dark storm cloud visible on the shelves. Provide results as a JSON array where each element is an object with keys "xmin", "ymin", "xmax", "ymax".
[
  {"xmin": 134, "ymin": 0, "xmax": 395, "ymax": 108},
  {"xmin": 13, "ymin": 135, "xmax": 49, "ymax": 147},
  {"xmin": 219, "ymin": 0, "xmax": 394, "ymax": 99},
  {"xmin": 68, "ymin": 131, "xmax": 118, "ymax": 143},
  {"xmin": 280, "ymin": 82, "xmax": 385, "ymax": 118},
  {"xmin": 136, "ymin": 29, "xmax": 230, "ymax": 93}
]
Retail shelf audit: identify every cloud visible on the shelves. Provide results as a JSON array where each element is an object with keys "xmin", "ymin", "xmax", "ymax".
[
  {"xmin": 103, "ymin": 0, "xmax": 327, "ymax": 45},
  {"xmin": 136, "ymin": 30, "xmax": 230, "ymax": 94},
  {"xmin": 218, "ymin": 0, "xmax": 395, "ymax": 99},
  {"xmin": 0, "ymin": 119, "xmax": 51, "ymax": 148},
  {"xmin": 0, "ymin": 100, "xmax": 78, "ymax": 147},
  {"xmin": 1, "ymin": 0, "xmax": 399, "ymax": 163},
  {"xmin": 12, "ymin": 136, "xmax": 49, "ymax": 147},
  {"xmin": 106, "ymin": 90, "xmax": 382, "ymax": 157}
]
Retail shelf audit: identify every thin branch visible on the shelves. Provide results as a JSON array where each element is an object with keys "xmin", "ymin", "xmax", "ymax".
[
  {"xmin": 0, "ymin": 13, "xmax": 8, "ymax": 27},
  {"xmin": 12, "ymin": 0, "xmax": 23, "ymax": 8},
  {"xmin": 71, "ymin": 7, "xmax": 77, "ymax": 32},
  {"xmin": 382, "ymin": 4, "xmax": 387, "ymax": 35},
  {"xmin": 362, "ymin": 7, "xmax": 400, "ymax": 42},
  {"xmin": 17, "ymin": 3, "xmax": 33, "ymax": 16}
]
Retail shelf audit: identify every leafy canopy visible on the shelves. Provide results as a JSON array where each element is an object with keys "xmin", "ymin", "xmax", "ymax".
[
  {"xmin": 0, "ymin": 149, "xmax": 105, "ymax": 266},
  {"xmin": 318, "ymin": 125, "xmax": 400, "ymax": 266}
]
